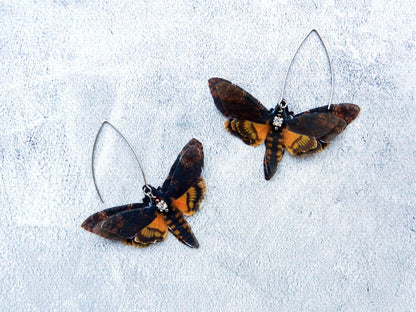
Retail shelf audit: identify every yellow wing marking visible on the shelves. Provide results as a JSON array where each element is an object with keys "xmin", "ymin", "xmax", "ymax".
[
  {"xmin": 171, "ymin": 178, "xmax": 206, "ymax": 216},
  {"xmin": 225, "ymin": 119, "xmax": 271, "ymax": 146},
  {"xmin": 282, "ymin": 128, "xmax": 318, "ymax": 156},
  {"xmin": 127, "ymin": 213, "xmax": 168, "ymax": 247}
]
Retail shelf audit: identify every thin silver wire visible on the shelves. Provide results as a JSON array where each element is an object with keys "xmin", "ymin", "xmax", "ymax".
[
  {"xmin": 279, "ymin": 29, "xmax": 334, "ymax": 109},
  {"xmin": 91, "ymin": 121, "xmax": 149, "ymax": 203}
]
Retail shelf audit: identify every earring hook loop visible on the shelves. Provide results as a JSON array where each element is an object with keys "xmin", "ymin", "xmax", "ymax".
[
  {"xmin": 91, "ymin": 121, "xmax": 150, "ymax": 203},
  {"xmin": 279, "ymin": 29, "xmax": 334, "ymax": 110}
]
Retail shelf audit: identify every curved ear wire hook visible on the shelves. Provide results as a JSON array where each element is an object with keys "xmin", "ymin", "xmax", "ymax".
[
  {"xmin": 279, "ymin": 29, "xmax": 334, "ymax": 110},
  {"xmin": 91, "ymin": 121, "xmax": 149, "ymax": 203}
]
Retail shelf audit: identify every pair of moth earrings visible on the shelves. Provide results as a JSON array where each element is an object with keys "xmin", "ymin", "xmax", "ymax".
[{"xmin": 82, "ymin": 30, "xmax": 360, "ymax": 249}]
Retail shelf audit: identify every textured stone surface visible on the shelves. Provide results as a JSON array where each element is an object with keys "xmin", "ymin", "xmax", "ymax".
[{"xmin": 1, "ymin": 1, "xmax": 415, "ymax": 311}]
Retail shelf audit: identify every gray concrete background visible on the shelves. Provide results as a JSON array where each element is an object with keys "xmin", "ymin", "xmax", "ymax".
[{"xmin": 1, "ymin": 0, "xmax": 415, "ymax": 311}]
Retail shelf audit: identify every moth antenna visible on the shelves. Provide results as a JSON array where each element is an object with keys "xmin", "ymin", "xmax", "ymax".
[
  {"xmin": 91, "ymin": 121, "xmax": 149, "ymax": 203},
  {"xmin": 279, "ymin": 29, "xmax": 334, "ymax": 110}
]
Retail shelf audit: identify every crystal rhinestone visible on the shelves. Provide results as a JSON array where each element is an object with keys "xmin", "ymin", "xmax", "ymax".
[
  {"xmin": 156, "ymin": 200, "xmax": 168, "ymax": 213},
  {"xmin": 273, "ymin": 116, "xmax": 284, "ymax": 129}
]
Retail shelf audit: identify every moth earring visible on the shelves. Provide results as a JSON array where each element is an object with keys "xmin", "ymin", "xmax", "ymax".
[
  {"xmin": 82, "ymin": 121, "xmax": 206, "ymax": 248},
  {"xmin": 208, "ymin": 29, "xmax": 360, "ymax": 180}
]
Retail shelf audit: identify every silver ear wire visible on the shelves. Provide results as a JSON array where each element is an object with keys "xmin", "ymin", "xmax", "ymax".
[
  {"xmin": 279, "ymin": 29, "xmax": 334, "ymax": 110},
  {"xmin": 91, "ymin": 121, "xmax": 149, "ymax": 203}
]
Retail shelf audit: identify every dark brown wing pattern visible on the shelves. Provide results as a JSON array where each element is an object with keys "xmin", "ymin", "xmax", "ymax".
[
  {"xmin": 208, "ymin": 78, "xmax": 272, "ymax": 123},
  {"xmin": 165, "ymin": 138, "xmax": 204, "ymax": 200},
  {"xmin": 208, "ymin": 78, "xmax": 272, "ymax": 147},
  {"xmin": 81, "ymin": 201, "xmax": 167, "ymax": 247},
  {"xmin": 283, "ymin": 104, "xmax": 360, "ymax": 155},
  {"xmin": 101, "ymin": 208, "xmax": 167, "ymax": 247}
]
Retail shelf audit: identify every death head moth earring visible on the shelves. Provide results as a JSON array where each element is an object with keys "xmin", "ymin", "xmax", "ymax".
[
  {"xmin": 208, "ymin": 29, "xmax": 360, "ymax": 180},
  {"xmin": 82, "ymin": 121, "xmax": 206, "ymax": 248}
]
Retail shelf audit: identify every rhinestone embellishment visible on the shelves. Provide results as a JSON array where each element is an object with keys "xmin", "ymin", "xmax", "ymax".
[
  {"xmin": 273, "ymin": 116, "xmax": 284, "ymax": 130},
  {"xmin": 156, "ymin": 199, "xmax": 168, "ymax": 213}
]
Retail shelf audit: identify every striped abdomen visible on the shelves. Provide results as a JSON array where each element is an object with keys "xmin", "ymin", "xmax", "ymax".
[
  {"xmin": 166, "ymin": 206, "xmax": 199, "ymax": 248},
  {"xmin": 263, "ymin": 130, "xmax": 285, "ymax": 180}
]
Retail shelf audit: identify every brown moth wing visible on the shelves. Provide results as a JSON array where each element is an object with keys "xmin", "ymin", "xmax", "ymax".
[
  {"xmin": 100, "ymin": 205, "xmax": 168, "ymax": 247},
  {"xmin": 286, "ymin": 104, "xmax": 360, "ymax": 138},
  {"xmin": 208, "ymin": 78, "xmax": 272, "ymax": 123},
  {"xmin": 283, "ymin": 104, "xmax": 360, "ymax": 154},
  {"xmin": 162, "ymin": 138, "xmax": 203, "ymax": 192},
  {"xmin": 100, "ymin": 205, "xmax": 158, "ymax": 239},
  {"xmin": 81, "ymin": 203, "xmax": 151, "ymax": 241},
  {"xmin": 171, "ymin": 177, "xmax": 206, "ymax": 216},
  {"xmin": 162, "ymin": 138, "xmax": 203, "ymax": 193},
  {"xmin": 263, "ymin": 130, "xmax": 285, "ymax": 181},
  {"xmin": 225, "ymin": 118, "xmax": 271, "ymax": 146},
  {"xmin": 166, "ymin": 205, "xmax": 199, "ymax": 248},
  {"xmin": 285, "ymin": 112, "xmax": 345, "ymax": 138},
  {"xmin": 165, "ymin": 139, "xmax": 204, "ymax": 200},
  {"xmin": 161, "ymin": 150, "xmax": 181, "ymax": 192},
  {"xmin": 208, "ymin": 77, "xmax": 232, "ymax": 116},
  {"xmin": 296, "ymin": 103, "xmax": 360, "ymax": 125}
]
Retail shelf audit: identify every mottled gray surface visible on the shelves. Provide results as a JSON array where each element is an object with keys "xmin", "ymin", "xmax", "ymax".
[{"xmin": 1, "ymin": 1, "xmax": 415, "ymax": 311}]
